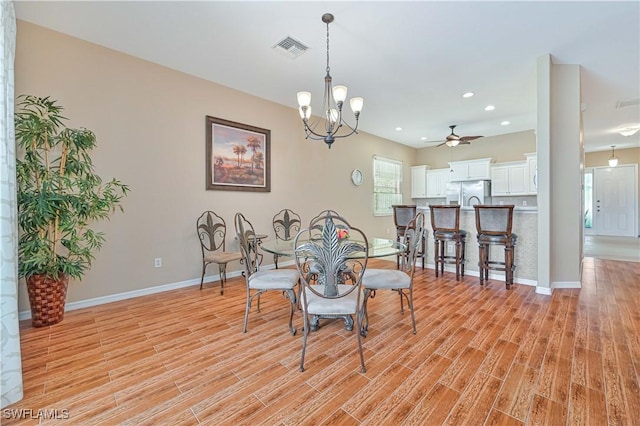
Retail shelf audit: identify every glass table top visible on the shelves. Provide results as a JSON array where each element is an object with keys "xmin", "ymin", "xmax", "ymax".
[{"xmin": 260, "ymin": 237, "xmax": 406, "ymax": 258}]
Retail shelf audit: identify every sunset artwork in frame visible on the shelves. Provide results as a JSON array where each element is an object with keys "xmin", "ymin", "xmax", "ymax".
[{"xmin": 206, "ymin": 116, "xmax": 271, "ymax": 192}]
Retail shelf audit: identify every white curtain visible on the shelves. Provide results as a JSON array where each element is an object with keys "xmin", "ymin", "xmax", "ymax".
[{"xmin": 0, "ymin": 0, "xmax": 23, "ymax": 409}]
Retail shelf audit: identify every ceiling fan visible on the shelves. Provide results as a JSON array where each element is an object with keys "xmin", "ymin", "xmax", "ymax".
[{"xmin": 429, "ymin": 125, "xmax": 483, "ymax": 147}]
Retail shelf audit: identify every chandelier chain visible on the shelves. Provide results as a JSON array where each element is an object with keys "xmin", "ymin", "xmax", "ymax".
[{"xmin": 326, "ymin": 22, "xmax": 331, "ymax": 75}]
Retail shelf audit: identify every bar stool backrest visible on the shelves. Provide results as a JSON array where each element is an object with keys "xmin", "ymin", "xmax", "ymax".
[
  {"xmin": 393, "ymin": 205, "xmax": 417, "ymax": 231},
  {"xmin": 474, "ymin": 205, "xmax": 514, "ymax": 236},
  {"xmin": 430, "ymin": 205, "xmax": 460, "ymax": 233}
]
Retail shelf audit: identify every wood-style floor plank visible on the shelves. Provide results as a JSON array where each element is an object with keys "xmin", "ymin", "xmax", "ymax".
[{"xmin": 4, "ymin": 257, "xmax": 640, "ymax": 425}]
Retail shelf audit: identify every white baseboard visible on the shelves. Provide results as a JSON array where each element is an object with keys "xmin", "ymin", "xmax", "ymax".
[
  {"xmin": 552, "ymin": 281, "xmax": 581, "ymax": 289},
  {"xmin": 535, "ymin": 286, "xmax": 553, "ymax": 296},
  {"xmin": 18, "ymin": 260, "xmax": 296, "ymax": 321}
]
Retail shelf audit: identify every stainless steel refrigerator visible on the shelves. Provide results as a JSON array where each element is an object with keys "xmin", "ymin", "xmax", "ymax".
[{"xmin": 445, "ymin": 180, "xmax": 492, "ymax": 206}]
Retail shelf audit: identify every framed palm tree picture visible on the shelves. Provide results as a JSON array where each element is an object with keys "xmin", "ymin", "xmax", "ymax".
[{"xmin": 206, "ymin": 116, "xmax": 271, "ymax": 192}]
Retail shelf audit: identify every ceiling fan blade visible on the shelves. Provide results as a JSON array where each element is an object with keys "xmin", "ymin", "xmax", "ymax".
[
  {"xmin": 436, "ymin": 141, "xmax": 447, "ymax": 147},
  {"xmin": 459, "ymin": 135, "xmax": 483, "ymax": 142}
]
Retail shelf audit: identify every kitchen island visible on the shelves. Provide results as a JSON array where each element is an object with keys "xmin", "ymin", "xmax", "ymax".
[{"xmin": 417, "ymin": 206, "xmax": 538, "ymax": 285}]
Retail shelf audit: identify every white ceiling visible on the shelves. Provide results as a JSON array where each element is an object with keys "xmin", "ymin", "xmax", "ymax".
[{"xmin": 14, "ymin": 1, "xmax": 640, "ymax": 152}]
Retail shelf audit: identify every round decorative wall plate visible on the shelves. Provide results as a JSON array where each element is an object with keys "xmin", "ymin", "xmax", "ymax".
[{"xmin": 351, "ymin": 169, "xmax": 363, "ymax": 186}]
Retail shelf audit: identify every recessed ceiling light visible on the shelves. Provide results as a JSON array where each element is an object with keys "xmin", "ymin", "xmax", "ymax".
[
  {"xmin": 420, "ymin": 136, "xmax": 428, "ymax": 141},
  {"xmin": 462, "ymin": 92, "xmax": 474, "ymax": 98},
  {"xmin": 395, "ymin": 127, "xmax": 403, "ymax": 131},
  {"xmin": 501, "ymin": 121, "xmax": 510, "ymax": 126},
  {"xmin": 484, "ymin": 105, "xmax": 495, "ymax": 111}
]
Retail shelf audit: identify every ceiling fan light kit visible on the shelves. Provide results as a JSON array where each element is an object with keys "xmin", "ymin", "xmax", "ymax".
[
  {"xmin": 296, "ymin": 13, "xmax": 363, "ymax": 149},
  {"xmin": 430, "ymin": 125, "xmax": 483, "ymax": 147}
]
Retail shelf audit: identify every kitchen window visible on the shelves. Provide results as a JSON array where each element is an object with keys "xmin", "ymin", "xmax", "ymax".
[{"xmin": 373, "ymin": 156, "xmax": 403, "ymax": 216}]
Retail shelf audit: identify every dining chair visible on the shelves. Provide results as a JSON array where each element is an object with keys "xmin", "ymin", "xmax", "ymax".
[
  {"xmin": 196, "ymin": 211, "xmax": 243, "ymax": 294},
  {"xmin": 272, "ymin": 208, "xmax": 302, "ymax": 269},
  {"xmin": 234, "ymin": 212, "xmax": 299, "ymax": 335},
  {"xmin": 293, "ymin": 210, "xmax": 369, "ymax": 373},
  {"xmin": 361, "ymin": 211, "xmax": 425, "ymax": 336}
]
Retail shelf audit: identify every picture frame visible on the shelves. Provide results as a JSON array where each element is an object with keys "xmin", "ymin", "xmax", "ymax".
[{"xmin": 205, "ymin": 116, "xmax": 271, "ymax": 192}]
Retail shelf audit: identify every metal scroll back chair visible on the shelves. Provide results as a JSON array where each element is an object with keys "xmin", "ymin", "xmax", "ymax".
[
  {"xmin": 196, "ymin": 211, "xmax": 243, "ymax": 294},
  {"xmin": 430, "ymin": 205, "xmax": 467, "ymax": 281},
  {"xmin": 361, "ymin": 212, "xmax": 425, "ymax": 336},
  {"xmin": 473, "ymin": 205, "xmax": 517, "ymax": 289},
  {"xmin": 272, "ymin": 208, "xmax": 302, "ymax": 269},
  {"xmin": 234, "ymin": 212, "xmax": 299, "ymax": 335},
  {"xmin": 293, "ymin": 210, "xmax": 369, "ymax": 373},
  {"xmin": 392, "ymin": 205, "xmax": 425, "ymax": 269}
]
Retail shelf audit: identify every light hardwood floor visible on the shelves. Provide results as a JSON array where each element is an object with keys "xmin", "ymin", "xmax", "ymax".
[{"xmin": 5, "ymin": 257, "xmax": 640, "ymax": 425}]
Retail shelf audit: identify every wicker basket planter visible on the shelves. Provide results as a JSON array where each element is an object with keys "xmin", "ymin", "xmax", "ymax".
[{"xmin": 26, "ymin": 273, "xmax": 69, "ymax": 327}]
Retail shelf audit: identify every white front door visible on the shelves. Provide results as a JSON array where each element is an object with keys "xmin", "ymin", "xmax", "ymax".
[{"xmin": 594, "ymin": 164, "xmax": 637, "ymax": 237}]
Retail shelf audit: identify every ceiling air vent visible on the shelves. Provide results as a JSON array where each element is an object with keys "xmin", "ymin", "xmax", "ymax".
[
  {"xmin": 616, "ymin": 98, "xmax": 640, "ymax": 108},
  {"xmin": 273, "ymin": 36, "xmax": 308, "ymax": 59}
]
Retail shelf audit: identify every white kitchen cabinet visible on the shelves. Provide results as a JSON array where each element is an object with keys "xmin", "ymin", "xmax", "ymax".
[
  {"xmin": 526, "ymin": 153, "xmax": 537, "ymax": 194},
  {"xmin": 449, "ymin": 158, "xmax": 492, "ymax": 181},
  {"xmin": 491, "ymin": 161, "xmax": 528, "ymax": 196},
  {"xmin": 426, "ymin": 168, "xmax": 451, "ymax": 198},
  {"xmin": 410, "ymin": 165, "xmax": 430, "ymax": 198}
]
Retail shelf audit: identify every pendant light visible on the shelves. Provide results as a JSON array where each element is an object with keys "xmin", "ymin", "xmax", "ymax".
[{"xmin": 608, "ymin": 145, "xmax": 619, "ymax": 167}]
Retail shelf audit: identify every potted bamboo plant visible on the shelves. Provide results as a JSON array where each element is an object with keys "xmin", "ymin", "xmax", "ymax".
[{"xmin": 15, "ymin": 95, "xmax": 129, "ymax": 327}]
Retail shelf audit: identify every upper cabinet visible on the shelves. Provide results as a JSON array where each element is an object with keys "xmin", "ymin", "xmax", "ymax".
[
  {"xmin": 525, "ymin": 153, "xmax": 537, "ymax": 194},
  {"xmin": 410, "ymin": 165, "xmax": 430, "ymax": 198},
  {"xmin": 426, "ymin": 168, "xmax": 451, "ymax": 198},
  {"xmin": 448, "ymin": 158, "xmax": 492, "ymax": 181},
  {"xmin": 491, "ymin": 161, "xmax": 528, "ymax": 196}
]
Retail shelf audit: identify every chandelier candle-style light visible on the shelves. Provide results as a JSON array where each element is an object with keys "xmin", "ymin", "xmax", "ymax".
[{"xmin": 297, "ymin": 13, "xmax": 363, "ymax": 149}]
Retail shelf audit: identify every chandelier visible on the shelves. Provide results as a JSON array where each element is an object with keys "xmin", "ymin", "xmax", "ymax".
[{"xmin": 296, "ymin": 13, "xmax": 363, "ymax": 149}]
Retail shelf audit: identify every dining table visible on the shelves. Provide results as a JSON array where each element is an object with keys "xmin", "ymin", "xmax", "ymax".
[{"xmin": 260, "ymin": 236, "xmax": 407, "ymax": 332}]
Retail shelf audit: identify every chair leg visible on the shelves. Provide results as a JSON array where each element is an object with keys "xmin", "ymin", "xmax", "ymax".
[
  {"xmin": 285, "ymin": 289, "xmax": 297, "ymax": 335},
  {"xmin": 360, "ymin": 288, "xmax": 373, "ymax": 337},
  {"xmin": 300, "ymin": 313, "xmax": 309, "ymax": 372},
  {"xmin": 455, "ymin": 240, "xmax": 461, "ymax": 281},
  {"xmin": 505, "ymin": 244, "xmax": 514, "ymax": 290},
  {"xmin": 439, "ymin": 241, "xmax": 445, "ymax": 276},
  {"xmin": 479, "ymin": 243, "xmax": 485, "ymax": 285},
  {"xmin": 199, "ymin": 262, "xmax": 207, "ymax": 290},
  {"xmin": 461, "ymin": 239, "xmax": 466, "ymax": 277},
  {"xmin": 355, "ymin": 312, "xmax": 366, "ymax": 373},
  {"xmin": 274, "ymin": 254, "xmax": 279, "ymax": 269},
  {"xmin": 218, "ymin": 264, "xmax": 225, "ymax": 295},
  {"xmin": 408, "ymin": 287, "xmax": 416, "ymax": 334},
  {"xmin": 433, "ymin": 240, "xmax": 440, "ymax": 277},
  {"xmin": 243, "ymin": 287, "xmax": 252, "ymax": 333}
]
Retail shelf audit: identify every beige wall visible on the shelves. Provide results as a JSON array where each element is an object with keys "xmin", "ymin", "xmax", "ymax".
[
  {"xmin": 14, "ymin": 21, "xmax": 418, "ymax": 311},
  {"xmin": 415, "ymin": 130, "xmax": 536, "ymax": 168},
  {"xmin": 585, "ymin": 147, "xmax": 639, "ymax": 167}
]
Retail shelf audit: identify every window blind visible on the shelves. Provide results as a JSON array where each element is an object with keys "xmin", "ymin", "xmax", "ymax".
[{"xmin": 373, "ymin": 156, "xmax": 403, "ymax": 216}]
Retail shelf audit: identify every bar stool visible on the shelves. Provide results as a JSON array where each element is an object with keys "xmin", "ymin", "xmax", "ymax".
[
  {"xmin": 430, "ymin": 205, "xmax": 466, "ymax": 280},
  {"xmin": 392, "ymin": 205, "xmax": 425, "ymax": 269},
  {"xmin": 473, "ymin": 205, "xmax": 517, "ymax": 289}
]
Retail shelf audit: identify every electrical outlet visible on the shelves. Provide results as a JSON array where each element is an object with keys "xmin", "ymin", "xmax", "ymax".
[
  {"xmin": 154, "ymin": 258, "xmax": 162, "ymax": 268},
  {"xmin": 447, "ymin": 244, "xmax": 453, "ymax": 254},
  {"xmin": 386, "ymin": 228, "xmax": 390, "ymax": 234},
  {"xmin": 522, "ymin": 200, "xmax": 528, "ymax": 206}
]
